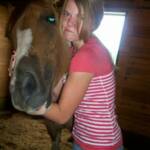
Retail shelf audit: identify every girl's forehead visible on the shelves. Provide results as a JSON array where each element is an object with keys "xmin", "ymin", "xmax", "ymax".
[
  {"xmin": 65, "ymin": 0, "xmax": 84, "ymax": 16},
  {"xmin": 65, "ymin": 0, "xmax": 79, "ymax": 15}
]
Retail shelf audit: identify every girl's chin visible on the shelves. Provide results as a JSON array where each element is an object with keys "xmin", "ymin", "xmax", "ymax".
[
  {"xmin": 64, "ymin": 34, "xmax": 79, "ymax": 42},
  {"xmin": 63, "ymin": 30, "xmax": 78, "ymax": 41}
]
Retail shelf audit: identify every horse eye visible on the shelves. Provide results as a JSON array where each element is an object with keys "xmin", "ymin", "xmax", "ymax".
[{"xmin": 47, "ymin": 16, "xmax": 56, "ymax": 24}]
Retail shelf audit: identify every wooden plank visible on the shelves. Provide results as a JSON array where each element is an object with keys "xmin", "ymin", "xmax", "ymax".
[
  {"xmin": 115, "ymin": 5, "xmax": 150, "ymax": 137},
  {"xmin": 116, "ymin": 104, "xmax": 150, "ymax": 137},
  {"xmin": 127, "ymin": 10, "xmax": 150, "ymax": 26}
]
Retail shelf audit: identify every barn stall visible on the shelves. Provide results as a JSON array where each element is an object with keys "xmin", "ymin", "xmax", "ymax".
[{"xmin": 0, "ymin": 0, "xmax": 150, "ymax": 150}]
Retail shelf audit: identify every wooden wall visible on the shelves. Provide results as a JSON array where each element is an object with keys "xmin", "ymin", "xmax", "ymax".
[
  {"xmin": 0, "ymin": 5, "xmax": 11, "ymax": 109},
  {"xmin": 104, "ymin": 0, "xmax": 150, "ymax": 9},
  {"xmin": 105, "ymin": 0, "xmax": 150, "ymax": 137}
]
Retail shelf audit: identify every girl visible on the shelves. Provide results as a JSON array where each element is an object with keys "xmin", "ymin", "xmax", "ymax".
[{"xmin": 32, "ymin": 0, "xmax": 123, "ymax": 149}]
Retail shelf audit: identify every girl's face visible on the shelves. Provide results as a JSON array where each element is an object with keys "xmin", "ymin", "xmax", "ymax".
[{"xmin": 61, "ymin": 0, "xmax": 83, "ymax": 42}]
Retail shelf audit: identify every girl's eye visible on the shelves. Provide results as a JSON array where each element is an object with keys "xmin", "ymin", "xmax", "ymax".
[
  {"xmin": 63, "ymin": 10, "xmax": 70, "ymax": 17},
  {"xmin": 47, "ymin": 16, "xmax": 56, "ymax": 24}
]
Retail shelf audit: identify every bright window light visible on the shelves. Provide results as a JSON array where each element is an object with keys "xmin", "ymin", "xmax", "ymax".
[{"xmin": 94, "ymin": 12, "xmax": 126, "ymax": 65}]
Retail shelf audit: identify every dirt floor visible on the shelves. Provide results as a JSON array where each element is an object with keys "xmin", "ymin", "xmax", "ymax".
[{"xmin": 0, "ymin": 111, "xmax": 72, "ymax": 150}]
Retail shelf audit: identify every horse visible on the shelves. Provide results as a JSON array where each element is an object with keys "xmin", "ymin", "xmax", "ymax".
[{"xmin": 5, "ymin": 0, "xmax": 72, "ymax": 149}]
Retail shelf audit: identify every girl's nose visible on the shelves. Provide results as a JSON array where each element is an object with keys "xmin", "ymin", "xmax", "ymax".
[{"xmin": 67, "ymin": 16, "xmax": 77, "ymax": 26}]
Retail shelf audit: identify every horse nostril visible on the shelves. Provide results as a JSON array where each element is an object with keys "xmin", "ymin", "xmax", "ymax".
[
  {"xmin": 21, "ymin": 72, "xmax": 37, "ymax": 101},
  {"xmin": 11, "ymin": 56, "xmax": 52, "ymax": 110}
]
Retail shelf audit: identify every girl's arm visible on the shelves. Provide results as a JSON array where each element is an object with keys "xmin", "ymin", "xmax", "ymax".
[{"xmin": 44, "ymin": 72, "xmax": 93, "ymax": 124}]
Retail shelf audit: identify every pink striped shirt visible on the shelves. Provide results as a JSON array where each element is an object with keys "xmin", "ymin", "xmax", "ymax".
[{"xmin": 69, "ymin": 36, "xmax": 122, "ymax": 150}]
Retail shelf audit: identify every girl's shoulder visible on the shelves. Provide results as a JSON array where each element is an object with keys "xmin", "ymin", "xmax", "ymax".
[
  {"xmin": 70, "ymin": 36, "xmax": 114, "ymax": 76},
  {"xmin": 82, "ymin": 36, "xmax": 114, "ymax": 76}
]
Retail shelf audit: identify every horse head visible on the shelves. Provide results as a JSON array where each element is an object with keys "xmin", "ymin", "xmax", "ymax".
[{"xmin": 8, "ymin": 0, "xmax": 70, "ymax": 114}]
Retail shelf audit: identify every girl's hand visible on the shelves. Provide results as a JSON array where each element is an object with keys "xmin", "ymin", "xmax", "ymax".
[
  {"xmin": 52, "ymin": 74, "xmax": 67, "ymax": 102},
  {"xmin": 8, "ymin": 50, "xmax": 16, "ymax": 77}
]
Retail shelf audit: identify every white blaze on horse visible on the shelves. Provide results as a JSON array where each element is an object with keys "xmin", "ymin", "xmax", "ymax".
[{"xmin": 6, "ymin": 0, "xmax": 71, "ymax": 149}]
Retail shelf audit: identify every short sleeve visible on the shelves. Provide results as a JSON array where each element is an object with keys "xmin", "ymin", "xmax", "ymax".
[
  {"xmin": 69, "ymin": 37, "xmax": 114, "ymax": 76},
  {"xmin": 69, "ymin": 47, "xmax": 99, "ymax": 75}
]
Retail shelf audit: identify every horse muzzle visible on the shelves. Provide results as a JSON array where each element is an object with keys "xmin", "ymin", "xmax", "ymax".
[{"xmin": 10, "ymin": 55, "xmax": 52, "ymax": 112}]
